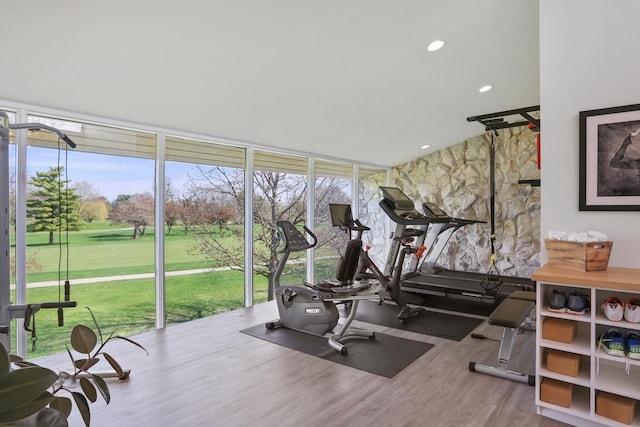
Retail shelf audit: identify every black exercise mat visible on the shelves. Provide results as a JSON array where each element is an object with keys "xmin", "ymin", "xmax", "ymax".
[
  {"xmin": 417, "ymin": 293, "xmax": 501, "ymax": 317},
  {"xmin": 240, "ymin": 324, "xmax": 433, "ymax": 378},
  {"xmin": 350, "ymin": 300, "xmax": 484, "ymax": 341}
]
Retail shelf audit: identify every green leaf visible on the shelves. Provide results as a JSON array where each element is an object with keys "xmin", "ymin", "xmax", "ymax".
[
  {"xmin": 114, "ymin": 336, "xmax": 149, "ymax": 355},
  {"xmin": 11, "ymin": 360, "xmax": 40, "ymax": 368},
  {"xmin": 86, "ymin": 307, "xmax": 104, "ymax": 343},
  {"xmin": 0, "ymin": 391, "xmax": 52, "ymax": 423},
  {"xmin": 34, "ymin": 407, "xmax": 69, "ymax": 427},
  {"xmin": 0, "ymin": 367, "xmax": 57, "ymax": 411},
  {"xmin": 0, "ymin": 345, "xmax": 9, "ymax": 376},
  {"xmin": 50, "ymin": 396, "xmax": 73, "ymax": 417},
  {"xmin": 76, "ymin": 357, "xmax": 100, "ymax": 372},
  {"xmin": 102, "ymin": 353, "xmax": 124, "ymax": 379},
  {"xmin": 70, "ymin": 325, "xmax": 97, "ymax": 355},
  {"xmin": 89, "ymin": 373, "xmax": 110, "ymax": 404},
  {"xmin": 79, "ymin": 377, "xmax": 97, "ymax": 403},
  {"xmin": 71, "ymin": 391, "xmax": 90, "ymax": 427},
  {"xmin": 65, "ymin": 345, "xmax": 76, "ymax": 370}
]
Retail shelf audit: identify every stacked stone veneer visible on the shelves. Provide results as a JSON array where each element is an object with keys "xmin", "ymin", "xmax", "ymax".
[{"xmin": 390, "ymin": 127, "xmax": 540, "ymax": 278}]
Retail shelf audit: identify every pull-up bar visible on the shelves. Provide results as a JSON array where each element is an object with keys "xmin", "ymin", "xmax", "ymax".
[{"xmin": 467, "ymin": 105, "xmax": 540, "ymax": 132}]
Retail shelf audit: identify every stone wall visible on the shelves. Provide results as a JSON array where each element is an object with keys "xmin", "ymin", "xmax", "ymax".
[
  {"xmin": 357, "ymin": 169, "xmax": 389, "ymax": 268},
  {"xmin": 392, "ymin": 127, "xmax": 541, "ymax": 278}
]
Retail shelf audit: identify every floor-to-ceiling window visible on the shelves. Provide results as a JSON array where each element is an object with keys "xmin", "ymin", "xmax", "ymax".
[
  {"xmin": 253, "ymin": 150, "xmax": 308, "ymax": 302},
  {"xmin": 22, "ymin": 115, "xmax": 156, "ymax": 357},
  {"xmin": 312, "ymin": 160, "xmax": 352, "ymax": 282},
  {"xmin": 2, "ymin": 110, "xmax": 17, "ymax": 353},
  {"xmin": 164, "ymin": 136, "xmax": 246, "ymax": 322},
  {"xmin": 1, "ymin": 102, "xmax": 390, "ymax": 358}
]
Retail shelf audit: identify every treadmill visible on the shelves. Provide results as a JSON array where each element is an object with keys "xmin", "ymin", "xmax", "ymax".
[{"xmin": 378, "ymin": 186, "xmax": 535, "ymax": 303}]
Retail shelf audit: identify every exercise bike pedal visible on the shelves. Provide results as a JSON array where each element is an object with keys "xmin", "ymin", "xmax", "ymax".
[
  {"xmin": 396, "ymin": 306, "xmax": 425, "ymax": 322},
  {"xmin": 265, "ymin": 320, "xmax": 281, "ymax": 330}
]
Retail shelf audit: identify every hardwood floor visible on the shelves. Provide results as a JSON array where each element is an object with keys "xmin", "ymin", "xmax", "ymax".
[{"xmin": 33, "ymin": 301, "xmax": 570, "ymax": 427}]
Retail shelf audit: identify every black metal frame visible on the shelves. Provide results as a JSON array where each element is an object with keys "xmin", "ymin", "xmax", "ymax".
[{"xmin": 466, "ymin": 105, "xmax": 540, "ymax": 132}]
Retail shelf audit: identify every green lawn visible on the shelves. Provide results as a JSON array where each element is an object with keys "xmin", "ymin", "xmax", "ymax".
[
  {"xmin": 20, "ymin": 223, "xmax": 214, "ymax": 283},
  {"xmin": 8, "ymin": 221, "xmax": 330, "ymax": 358},
  {"xmin": 12, "ymin": 270, "xmax": 269, "ymax": 358}
]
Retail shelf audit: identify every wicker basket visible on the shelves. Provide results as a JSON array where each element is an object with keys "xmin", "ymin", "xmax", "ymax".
[{"xmin": 544, "ymin": 239, "xmax": 613, "ymax": 271}]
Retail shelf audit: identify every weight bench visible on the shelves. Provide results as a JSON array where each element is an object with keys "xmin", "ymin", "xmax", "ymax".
[{"xmin": 468, "ymin": 291, "xmax": 536, "ymax": 385}]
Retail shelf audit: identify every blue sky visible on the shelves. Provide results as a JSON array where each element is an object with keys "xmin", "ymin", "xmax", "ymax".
[{"xmin": 14, "ymin": 147, "xmax": 192, "ymax": 202}]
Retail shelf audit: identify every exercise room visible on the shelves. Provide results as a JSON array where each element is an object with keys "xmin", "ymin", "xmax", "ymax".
[{"xmin": 1, "ymin": 1, "xmax": 639, "ymax": 426}]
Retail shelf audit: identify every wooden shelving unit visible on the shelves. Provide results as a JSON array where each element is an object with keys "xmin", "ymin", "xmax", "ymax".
[{"xmin": 533, "ymin": 265, "xmax": 640, "ymax": 426}]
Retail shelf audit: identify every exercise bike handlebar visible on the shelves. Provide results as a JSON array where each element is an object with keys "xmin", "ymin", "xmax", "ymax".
[{"xmin": 301, "ymin": 225, "xmax": 318, "ymax": 249}]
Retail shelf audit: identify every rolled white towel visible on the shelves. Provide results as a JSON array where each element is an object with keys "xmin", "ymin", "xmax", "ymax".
[
  {"xmin": 588, "ymin": 230, "xmax": 608, "ymax": 241},
  {"xmin": 568, "ymin": 232, "xmax": 589, "ymax": 242},
  {"xmin": 548, "ymin": 230, "xmax": 570, "ymax": 240},
  {"xmin": 548, "ymin": 230, "xmax": 608, "ymax": 242}
]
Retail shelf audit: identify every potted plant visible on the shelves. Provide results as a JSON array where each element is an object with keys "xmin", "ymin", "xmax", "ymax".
[{"xmin": 0, "ymin": 309, "xmax": 147, "ymax": 427}]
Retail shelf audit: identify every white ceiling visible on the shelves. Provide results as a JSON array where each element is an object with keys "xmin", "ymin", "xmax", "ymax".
[{"xmin": 0, "ymin": 0, "xmax": 539, "ymax": 168}]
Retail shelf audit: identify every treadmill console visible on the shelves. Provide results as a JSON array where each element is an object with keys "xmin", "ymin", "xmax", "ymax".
[
  {"xmin": 379, "ymin": 186, "xmax": 432, "ymax": 225},
  {"xmin": 422, "ymin": 202, "xmax": 449, "ymax": 219},
  {"xmin": 380, "ymin": 186, "xmax": 415, "ymax": 211}
]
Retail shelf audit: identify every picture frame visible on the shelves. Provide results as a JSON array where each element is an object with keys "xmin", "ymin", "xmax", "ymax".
[{"xmin": 579, "ymin": 103, "xmax": 640, "ymax": 211}]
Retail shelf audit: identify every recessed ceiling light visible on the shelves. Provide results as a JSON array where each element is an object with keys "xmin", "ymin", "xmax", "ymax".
[
  {"xmin": 427, "ymin": 40, "xmax": 445, "ymax": 52},
  {"xmin": 421, "ymin": 144, "xmax": 431, "ymax": 149},
  {"xmin": 479, "ymin": 85, "xmax": 493, "ymax": 93}
]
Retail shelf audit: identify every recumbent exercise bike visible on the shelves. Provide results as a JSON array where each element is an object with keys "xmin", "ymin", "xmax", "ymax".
[{"xmin": 265, "ymin": 205, "xmax": 424, "ymax": 355}]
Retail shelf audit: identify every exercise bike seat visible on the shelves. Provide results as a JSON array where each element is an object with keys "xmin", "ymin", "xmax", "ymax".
[
  {"xmin": 306, "ymin": 280, "xmax": 372, "ymax": 294},
  {"xmin": 330, "ymin": 282, "xmax": 372, "ymax": 294},
  {"xmin": 306, "ymin": 281, "xmax": 339, "ymax": 291}
]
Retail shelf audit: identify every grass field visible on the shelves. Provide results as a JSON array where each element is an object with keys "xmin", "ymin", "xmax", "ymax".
[
  {"xmin": 12, "ymin": 270, "xmax": 270, "ymax": 358},
  {"xmin": 20, "ymin": 222, "xmax": 213, "ymax": 283},
  {"xmin": 9, "ymin": 221, "xmax": 327, "ymax": 358}
]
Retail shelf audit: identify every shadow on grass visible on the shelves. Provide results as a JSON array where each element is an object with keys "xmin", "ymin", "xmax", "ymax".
[
  {"xmin": 165, "ymin": 302, "xmax": 244, "ymax": 324},
  {"xmin": 88, "ymin": 233, "xmax": 138, "ymax": 241},
  {"xmin": 27, "ymin": 242, "xmax": 68, "ymax": 248}
]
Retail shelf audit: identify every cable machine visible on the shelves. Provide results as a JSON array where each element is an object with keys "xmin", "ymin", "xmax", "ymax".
[
  {"xmin": 0, "ymin": 111, "xmax": 77, "ymax": 353},
  {"xmin": 466, "ymin": 104, "xmax": 541, "ymax": 286}
]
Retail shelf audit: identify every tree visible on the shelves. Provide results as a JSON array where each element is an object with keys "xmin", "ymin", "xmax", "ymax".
[
  {"xmin": 164, "ymin": 178, "xmax": 181, "ymax": 235},
  {"xmin": 74, "ymin": 180, "xmax": 101, "ymax": 202},
  {"xmin": 109, "ymin": 193, "xmax": 154, "ymax": 239},
  {"xmin": 184, "ymin": 166, "xmax": 349, "ymax": 300},
  {"xmin": 165, "ymin": 201, "xmax": 181, "ymax": 235},
  {"xmin": 26, "ymin": 166, "xmax": 83, "ymax": 245},
  {"xmin": 78, "ymin": 199, "xmax": 109, "ymax": 223}
]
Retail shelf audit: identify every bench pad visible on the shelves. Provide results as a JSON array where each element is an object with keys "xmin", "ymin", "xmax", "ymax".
[{"xmin": 489, "ymin": 298, "xmax": 535, "ymax": 328}]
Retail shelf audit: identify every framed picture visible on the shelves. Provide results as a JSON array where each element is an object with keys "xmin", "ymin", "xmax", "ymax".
[{"xmin": 579, "ymin": 103, "xmax": 640, "ymax": 211}]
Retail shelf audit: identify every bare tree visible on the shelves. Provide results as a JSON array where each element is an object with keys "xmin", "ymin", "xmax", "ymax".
[
  {"xmin": 184, "ymin": 166, "xmax": 350, "ymax": 300},
  {"xmin": 74, "ymin": 181, "xmax": 101, "ymax": 202},
  {"xmin": 109, "ymin": 193, "xmax": 154, "ymax": 239},
  {"xmin": 164, "ymin": 178, "xmax": 181, "ymax": 235}
]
